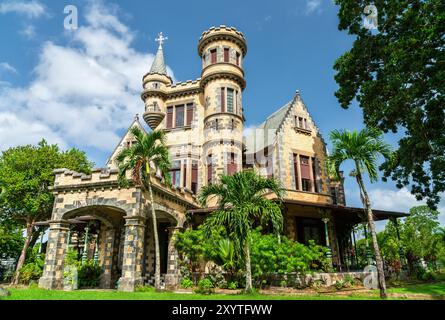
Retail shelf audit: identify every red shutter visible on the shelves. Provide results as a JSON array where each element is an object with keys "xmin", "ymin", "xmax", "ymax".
[
  {"xmin": 221, "ymin": 88, "xmax": 225, "ymax": 112},
  {"xmin": 192, "ymin": 164, "xmax": 198, "ymax": 183},
  {"xmin": 186, "ymin": 104, "xmax": 194, "ymax": 126},
  {"xmin": 166, "ymin": 107, "xmax": 173, "ymax": 129},
  {"xmin": 183, "ymin": 163, "xmax": 187, "ymax": 188},
  {"xmin": 191, "ymin": 163, "xmax": 198, "ymax": 194},
  {"xmin": 207, "ymin": 164, "xmax": 213, "ymax": 184},
  {"xmin": 294, "ymin": 155, "xmax": 300, "ymax": 190},
  {"xmin": 300, "ymin": 156, "xmax": 311, "ymax": 179},
  {"xmin": 211, "ymin": 49, "xmax": 217, "ymax": 63},
  {"xmin": 224, "ymin": 48, "xmax": 229, "ymax": 62}
]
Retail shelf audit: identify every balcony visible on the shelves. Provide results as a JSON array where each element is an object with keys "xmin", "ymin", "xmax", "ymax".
[{"xmin": 143, "ymin": 104, "xmax": 165, "ymax": 130}]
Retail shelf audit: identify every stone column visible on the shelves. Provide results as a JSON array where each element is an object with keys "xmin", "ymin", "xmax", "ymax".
[
  {"xmin": 118, "ymin": 216, "xmax": 145, "ymax": 292},
  {"xmin": 99, "ymin": 228, "xmax": 115, "ymax": 289},
  {"xmin": 321, "ymin": 217, "xmax": 333, "ymax": 269},
  {"xmin": 164, "ymin": 227, "xmax": 183, "ymax": 290},
  {"xmin": 38, "ymin": 221, "xmax": 70, "ymax": 290}
]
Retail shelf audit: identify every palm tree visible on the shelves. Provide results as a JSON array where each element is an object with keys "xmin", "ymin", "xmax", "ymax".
[
  {"xmin": 198, "ymin": 170, "xmax": 284, "ymax": 293},
  {"xmin": 329, "ymin": 128, "xmax": 391, "ymax": 299},
  {"xmin": 116, "ymin": 127, "xmax": 171, "ymax": 290}
]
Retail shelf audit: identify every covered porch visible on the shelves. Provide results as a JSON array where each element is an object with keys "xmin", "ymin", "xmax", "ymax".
[{"xmin": 283, "ymin": 199, "xmax": 408, "ymax": 272}]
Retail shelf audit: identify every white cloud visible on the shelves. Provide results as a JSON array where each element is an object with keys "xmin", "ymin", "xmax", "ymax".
[
  {"xmin": 0, "ymin": 62, "xmax": 18, "ymax": 75},
  {"xmin": 0, "ymin": 1, "xmax": 175, "ymax": 157},
  {"xmin": 0, "ymin": 0, "xmax": 46, "ymax": 18},
  {"xmin": 346, "ymin": 187, "xmax": 445, "ymax": 226},
  {"xmin": 305, "ymin": 0, "xmax": 323, "ymax": 15},
  {"xmin": 20, "ymin": 25, "xmax": 36, "ymax": 39}
]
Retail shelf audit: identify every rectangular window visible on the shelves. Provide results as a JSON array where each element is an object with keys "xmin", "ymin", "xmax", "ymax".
[
  {"xmin": 220, "ymin": 88, "xmax": 225, "ymax": 112},
  {"xmin": 236, "ymin": 52, "xmax": 240, "ymax": 66},
  {"xmin": 182, "ymin": 162, "xmax": 187, "ymax": 188},
  {"xmin": 191, "ymin": 162, "xmax": 198, "ymax": 194},
  {"xmin": 227, "ymin": 88, "xmax": 234, "ymax": 113},
  {"xmin": 169, "ymin": 161, "xmax": 181, "ymax": 187},
  {"xmin": 227, "ymin": 153, "xmax": 237, "ymax": 176},
  {"xmin": 166, "ymin": 107, "xmax": 173, "ymax": 129},
  {"xmin": 175, "ymin": 105, "xmax": 185, "ymax": 128},
  {"xmin": 312, "ymin": 157, "xmax": 318, "ymax": 193},
  {"xmin": 294, "ymin": 155, "xmax": 300, "ymax": 190},
  {"xmin": 300, "ymin": 155, "xmax": 311, "ymax": 192},
  {"xmin": 186, "ymin": 103, "xmax": 194, "ymax": 126},
  {"xmin": 224, "ymin": 48, "xmax": 230, "ymax": 62},
  {"xmin": 210, "ymin": 49, "xmax": 217, "ymax": 64},
  {"xmin": 207, "ymin": 155, "xmax": 213, "ymax": 185}
]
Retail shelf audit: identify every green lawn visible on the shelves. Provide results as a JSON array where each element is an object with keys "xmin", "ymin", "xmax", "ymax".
[
  {"xmin": 2, "ymin": 282, "xmax": 444, "ymax": 300},
  {"xmin": 0, "ymin": 287, "xmax": 375, "ymax": 300}
]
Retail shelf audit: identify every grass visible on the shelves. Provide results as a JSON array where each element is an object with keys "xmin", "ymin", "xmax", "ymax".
[
  {"xmin": 0, "ymin": 287, "xmax": 377, "ymax": 300},
  {"xmin": 1, "ymin": 281, "xmax": 444, "ymax": 300}
]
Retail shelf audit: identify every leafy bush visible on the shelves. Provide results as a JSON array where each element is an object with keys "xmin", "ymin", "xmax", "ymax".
[
  {"xmin": 194, "ymin": 278, "xmax": 214, "ymax": 294},
  {"xmin": 180, "ymin": 278, "xmax": 194, "ymax": 289},
  {"xmin": 77, "ymin": 260, "xmax": 102, "ymax": 288},
  {"xmin": 18, "ymin": 246, "xmax": 45, "ymax": 284},
  {"xmin": 334, "ymin": 279, "xmax": 345, "ymax": 290},
  {"xmin": 19, "ymin": 262, "xmax": 43, "ymax": 284},
  {"xmin": 227, "ymin": 281, "xmax": 238, "ymax": 290},
  {"xmin": 135, "ymin": 285, "xmax": 155, "ymax": 292},
  {"xmin": 250, "ymin": 229, "xmax": 331, "ymax": 287}
]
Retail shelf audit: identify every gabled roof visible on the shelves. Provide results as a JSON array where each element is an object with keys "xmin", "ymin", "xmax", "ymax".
[
  {"xmin": 106, "ymin": 115, "xmax": 147, "ymax": 167},
  {"xmin": 244, "ymin": 93, "xmax": 299, "ymax": 154}
]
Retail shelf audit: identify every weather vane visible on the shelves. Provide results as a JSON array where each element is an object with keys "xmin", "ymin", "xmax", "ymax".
[{"xmin": 155, "ymin": 32, "xmax": 168, "ymax": 48}]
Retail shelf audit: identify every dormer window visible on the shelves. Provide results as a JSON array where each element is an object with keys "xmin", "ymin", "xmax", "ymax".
[{"xmin": 294, "ymin": 116, "xmax": 311, "ymax": 134}]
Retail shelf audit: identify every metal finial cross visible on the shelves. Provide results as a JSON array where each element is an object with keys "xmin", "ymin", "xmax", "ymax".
[{"xmin": 155, "ymin": 32, "xmax": 168, "ymax": 48}]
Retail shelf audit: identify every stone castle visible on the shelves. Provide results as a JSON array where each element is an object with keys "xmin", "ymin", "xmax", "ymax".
[{"xmin": 38, "ymin": 26, "xmax": 405, "ymax": 291}]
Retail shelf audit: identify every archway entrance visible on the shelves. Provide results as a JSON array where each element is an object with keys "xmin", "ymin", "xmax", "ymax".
[{"xmin": 64, "ymin": 206, "xmax": 126, "ymax": 289}]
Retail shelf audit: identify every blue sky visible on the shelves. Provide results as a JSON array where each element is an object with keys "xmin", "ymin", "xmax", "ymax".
[{"xmin": 0, "ymin": 0, "xmax": 443, "ymax": 227}]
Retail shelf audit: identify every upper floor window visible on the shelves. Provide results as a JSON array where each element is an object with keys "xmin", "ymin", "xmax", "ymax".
[
  {"xmin": 210, "ymin": 49, "xmax": 217, "ymax": 64},
  {"xmin": 166, "ymin": 103, "xmax": 194, "ymax": 129},
  {"xmin": 224, "ymin": 48, "xmax": 230, "ymax": 63},
  {"xmin": 152, "ymin": 82, "xmax": 160, "ymax": 89},
  {"xmin": 169, "ymin": 161, "xmax": 181, "ymax": 187},
  {"xmin": 191, "ymin": 161, "xmax": 198, "ymax": 194},
  {"xmin": 220, "ymin": 87, "xmax": 239, "ymax": 114},
  {"xmin": 295, "ymin": 116, "xmax": 310, "ymax": 130},
  {"xmin": 236, "ymin": 52, "xmax": 241, "ymax": 66},
  {"xmin": 294, "ymin": 154, "xmax": 318, "ymax": 193},
  {"xmin": 175, "ymin": 105, "xmax": 184, "ymax": 128}
]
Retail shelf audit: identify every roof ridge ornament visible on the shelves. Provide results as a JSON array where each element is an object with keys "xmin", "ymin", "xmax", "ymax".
[{"xmin": 155, "ymin": 32, "xmax": 168, "ymax": 49}]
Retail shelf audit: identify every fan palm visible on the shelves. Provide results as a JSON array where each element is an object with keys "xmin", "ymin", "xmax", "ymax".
[
  {"xmin": 198, "ymin": 170, "xmax": 284, "ymax": 293},
  {"xmin": 329, "ymin": 128, "xmax": 391, "ymax": 299},
  {"xmin": 116, "ymin": 127, "xmax": 171, "ymax": 290}
]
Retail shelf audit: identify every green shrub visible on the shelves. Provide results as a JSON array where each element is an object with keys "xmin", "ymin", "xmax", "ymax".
[
  {"xmin": 334, "ymin": 279, "xmax": 345, "ymax": 290},
  {"xmin": 250, "ymin": 229, "xmax": 331, "ymax": 287},
  {"xmin": 194, "ymin": 278, "xmax": 214, "ymax": 294},
  {"xmin": 135, "ymin": 285, "xmax": 155, "ymax": 292},
  {"xmin": 19, "ymin": 262, "xmax": 43, "ymax": 284},
  {"xmin": 227, "ymin": 281, "xmax": 238, "ymax": 290},
  {"xmin": 180, "ymin": 278, "xmax": 194, "ymax": 289},
  {"xmin": 77, "ymin": 260, "xmax": 102, "ymax": 288}
]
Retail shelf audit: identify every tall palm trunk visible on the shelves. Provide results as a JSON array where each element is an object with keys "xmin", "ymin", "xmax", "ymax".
[
  {"xmin": 355, "ymin": 167, "xmax": 387, "ymax": 299},
  {"xmin": 147, "ymin": 180, "xmax": 161, "ymax": 290},
  {"xmin": 12, "ymin": 221, "xmax": 33, "ymax": 285},
  {"xmin": 244, "ymin": 236, "xmax": 253, "ymax": 293}
]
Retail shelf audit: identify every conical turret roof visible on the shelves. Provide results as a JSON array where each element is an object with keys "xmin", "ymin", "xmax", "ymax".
[{"xmin": 149, "ymin": 45, "xmax": 167, "ymax": 75}]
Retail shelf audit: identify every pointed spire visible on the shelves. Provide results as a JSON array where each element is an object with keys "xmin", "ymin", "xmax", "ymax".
[{"xmin": 149, "ymin": 32, "xmax": 168, "ymax": 75}]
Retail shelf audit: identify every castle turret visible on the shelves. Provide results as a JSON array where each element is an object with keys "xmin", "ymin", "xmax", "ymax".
[
  {"xmin": 198, "ymin": 26, "xmax": 247, "ymax": 184},
  {"xmin": 141, "ymin": 32, "xmax": 173, "ymax": 130}
]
